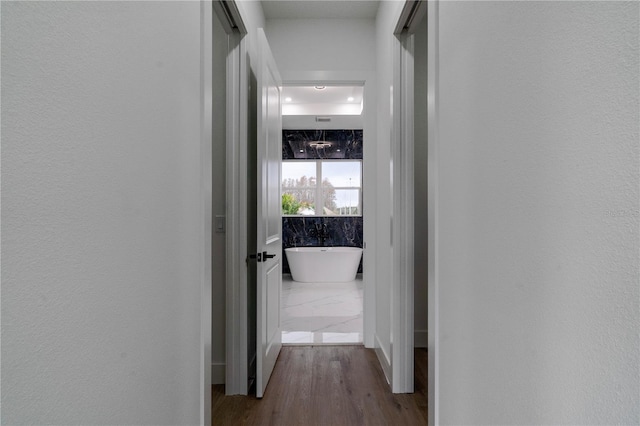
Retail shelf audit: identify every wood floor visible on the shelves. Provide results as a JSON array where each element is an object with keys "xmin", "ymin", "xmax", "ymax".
[{"xmin": 213, "ymin": 346, "xmax": 428, "ymax": 425}]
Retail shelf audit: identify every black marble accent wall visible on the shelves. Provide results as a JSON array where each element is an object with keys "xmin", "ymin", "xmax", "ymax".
[
  {"xmin": 282, "ymin": 128, "xmax": 364, "ymax": 274},
  {"xmin": 283, "ymin": 130, "xmax": 363, "ymax": 160},
  {"xmin": 282, "ymin": 217, "xmax": 363, "ymax": 274}
]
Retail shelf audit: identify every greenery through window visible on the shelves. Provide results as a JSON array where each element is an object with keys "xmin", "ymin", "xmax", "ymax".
[{"xmin": 282, "ymin": 160, "xmax": 362, "ymax": 216}]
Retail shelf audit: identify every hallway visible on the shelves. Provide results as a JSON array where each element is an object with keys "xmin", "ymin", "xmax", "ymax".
[
  {"xmin": 3, "ymin": 1, "xmax": 638, "ymax": 424},
  {"xmin": 212, "ymin": 346, "xmax": 428, "ymax": 425}
]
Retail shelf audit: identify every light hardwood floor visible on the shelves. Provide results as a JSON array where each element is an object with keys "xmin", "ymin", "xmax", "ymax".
[{"xmin": 213, "ymin": 346, "xmax": 428, "ymax": 425}]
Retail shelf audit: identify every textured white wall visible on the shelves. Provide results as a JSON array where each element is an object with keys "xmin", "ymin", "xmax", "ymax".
[
  {"xmin": 435, "ymin": 2, "xmax": 639, "ymax": 424},
  {"xmin": 236, "ymin": 0, "xmax": 267, "ymax": 69},
  {"xmin": 2, "ymin": 2, "xmax": 204, "ymax": 424},
  {"xmin": 265, "ymin": 18, "xmax": 376, "ymax": 72}
]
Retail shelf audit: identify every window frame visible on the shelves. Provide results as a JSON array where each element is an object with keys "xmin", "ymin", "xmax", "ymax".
[{"xmin": 282, "ymin": 159, "xmax": 363, "ymax": 217}]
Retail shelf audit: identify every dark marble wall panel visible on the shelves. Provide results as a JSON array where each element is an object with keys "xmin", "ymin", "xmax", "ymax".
[
  {"xmin": 281, "ymin": 129, "xmax": 364, "ymax": 274},
  {"xmin": 283, "ymin": 130, "xmax": 363, "ymax": 160},
  {"xmin": 282, "ymin": 217, "xmax": 363, "ymax": 273}
]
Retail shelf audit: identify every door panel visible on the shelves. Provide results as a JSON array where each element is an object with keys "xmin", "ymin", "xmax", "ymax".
[
  {"xmin": 265, "ymin": 83, "xmax": 281, "ymax": 243},
  {"xmin": 263, "ymin": 261, "xmax": 281, "ymax": 378},
  {"xmin": 255, "ymin": 28, "xmax": 282, "ymax": 399}
]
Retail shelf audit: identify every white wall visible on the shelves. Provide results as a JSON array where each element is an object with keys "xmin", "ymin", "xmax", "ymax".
[
  {"xmin": 236, "ymin": 0, "xmax": 267, "ymax": 69},
  {"xmin": 2, "ymin": 2, "xmax": 206, "ymax": 424},
  {"xmin": 265, "ymin": 18, "xmax": 376, "ymax": 72},
  {"xmin": 434, "ymin": 1, "xmax": 639, "ymax": 424}
]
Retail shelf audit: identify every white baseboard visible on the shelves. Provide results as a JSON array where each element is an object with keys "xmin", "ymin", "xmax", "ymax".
[
  {"xmin": 414, "ymin": 329, "xmax": 428, "ymax": 348},
  {"xmin": 374, "ymin": 335, "xmax": 391, "ymax": 385},
  {"xmin": 212, "ymin": 362, "xmax": 225, "ymax": 385}
]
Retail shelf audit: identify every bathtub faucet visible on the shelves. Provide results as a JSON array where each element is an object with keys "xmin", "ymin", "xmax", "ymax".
[{"xmin": 311, "ymin": 222, "xmax": 329, "ymax": 246}]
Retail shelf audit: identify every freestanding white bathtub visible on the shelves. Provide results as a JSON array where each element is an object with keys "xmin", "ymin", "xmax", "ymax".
[{"xmin": 284, "ymin": 247, "xmax": 363, "ymax": 283}]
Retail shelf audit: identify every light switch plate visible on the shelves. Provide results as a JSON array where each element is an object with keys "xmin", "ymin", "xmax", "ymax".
[{"xmin": 215, "ymin": 215, "xmax": 225, "ymax": 233}]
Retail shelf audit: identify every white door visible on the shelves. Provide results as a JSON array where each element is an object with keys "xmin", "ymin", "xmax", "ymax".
[{"xmin": 255, "ymin": 28, "xmax": 283, "ymax": 399}]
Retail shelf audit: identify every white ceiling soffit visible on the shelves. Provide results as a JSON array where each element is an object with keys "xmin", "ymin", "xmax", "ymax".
[
  {"xmin": 261, "ymin": 0, "xmax": 380, "ymax": 20},
  {"xmin": 282, "ymin": 85, "xmax": 364, "ymax": 116},
  {"xmin": 283, "ymin": 115, "xmax": 363, "ymax": 129}
]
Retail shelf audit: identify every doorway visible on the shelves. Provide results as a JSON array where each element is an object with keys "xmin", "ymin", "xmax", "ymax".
[
  {"xmin": 219, "ymin": 0, "xmax": 425, "ymax": 401},
  {"xmin": 280, "ymin": 84, "xmax": 366, "ymax": 345}
]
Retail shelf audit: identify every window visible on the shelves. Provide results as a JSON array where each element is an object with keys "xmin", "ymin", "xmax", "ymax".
[{"xmin": 282, "ymin": 160, "xmax": 362, "ymax": 216}]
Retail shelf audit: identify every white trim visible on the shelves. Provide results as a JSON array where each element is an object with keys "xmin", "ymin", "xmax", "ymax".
[
  {"xmin": 225, "ymin": 31, "xmax": 249, "ymax": 395},
  {"xmin": 390, "ymin": 28, "xmax": 415, "ymax": 394},
  {"xmin": 394, "ymin": 0, "xmax": 428, "ymax": 35},
  {"xmin": 375, "ymin": 335, "xmax": 392, "ymax": 385},
  {"xmin": 426, "ymin": 1, "xmax": 440, "ymax": 425},
  {"xmin": 237, "ymin": 33, "xmax": 249, "ymax": 394},
  {"xmin": 280, "ymin": 70, "xmax": 377, "ymax": 349},
  {"xmin": 200, "ymin": 1, "xmax": 213, "ymax": 424},
  {"xmin": 223, "ymin": 0, "xmax": 249, "ymax": 396},
  {"xmin": 415, "ymin": 330, "xmax": 428, "ymax": 348},
  {"xmin": 212, "ymin": 363, "xmax": 226, "ymax": 385},
  {"xmin": 315, "ymin": 161, "xmax": 322, "ymax": 216},
  {"xmin": 212, "ymin": 0, "xmax": 247, "ymax": 34}
]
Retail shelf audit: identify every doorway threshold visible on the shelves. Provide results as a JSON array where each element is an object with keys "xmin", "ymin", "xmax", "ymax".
[{"xmin": 282, "ymin": 331, "xmax": 362, "ymax": 345}]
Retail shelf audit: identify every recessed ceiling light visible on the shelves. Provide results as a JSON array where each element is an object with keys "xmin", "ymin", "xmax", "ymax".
[
  {"xmin": 347, "ymin": 97, "xmax": 355, "ymax": 102},
  {"xmin": 299, "ymin": 149, "xmax": 304, "ymax": 153},
  {"xmin": 314, "ymin": 86, "xmax": 326, "ymax": 90},
  {"xmin": 285, "ymin": 97, "xmax": 292, "ymax": 102}
]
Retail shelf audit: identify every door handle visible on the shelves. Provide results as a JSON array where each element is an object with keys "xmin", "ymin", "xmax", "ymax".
[{"xmin": 263, "ymin": 251, "xmax": 276, "ymax": 260}]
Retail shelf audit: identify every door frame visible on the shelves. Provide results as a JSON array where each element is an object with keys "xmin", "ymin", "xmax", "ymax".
[
  {"xmin": 224, "ymin": 29, "xmax": 249, "ymax": 395},
  {"xmin": 280, "ymin": 70, "xmax": 377, "ymax": 349},
  {"xmin": 390, "ymin": 0, "xmax": 432, "ymax": 394},
  {"xmin": 212, "ymin": 0, "xmax": 250, "ymax": 396},
  {"xmin": 220, "ymin": 1, "xmax": 441, "ymax": 406},
  {"xmin": 425, "ymin": 2, "xmax": 440, "ymax": 423},
  {"xmin": 226, "ymin": 30, "xmax": 249, "ymax": 395},
  {"xmin": 393, "ymin": 0, "xmax": 440, "ymax": 420},
  {"xmin": 200, "ymin": 0, "xmax": 213, "ymax": 422},
  {"xmin": 390, "ymin": 28, "xmax": 415, "ymax": 393}
]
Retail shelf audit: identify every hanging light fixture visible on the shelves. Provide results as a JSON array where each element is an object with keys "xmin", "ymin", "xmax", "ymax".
[{"xmin": 309, "ymin": 130, "xmax": 331, "ymax": 149}]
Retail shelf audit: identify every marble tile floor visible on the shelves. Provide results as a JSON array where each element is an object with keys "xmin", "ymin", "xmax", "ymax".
[{"xmin": 281, "ymin": 274, "xmax": 363, "ymax": 345}]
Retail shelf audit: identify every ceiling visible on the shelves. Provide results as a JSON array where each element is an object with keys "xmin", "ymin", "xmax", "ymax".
[
  {"xmin": 261, "ymin": 1, "xmax": 380, "ymax": 20},
  {"xmin": 262, "ymin": 1, "xmax": 375, "ymax": 128},
  {"xmin": 282, "ymin": 85, "xmax": 363, "ymax": 115}
]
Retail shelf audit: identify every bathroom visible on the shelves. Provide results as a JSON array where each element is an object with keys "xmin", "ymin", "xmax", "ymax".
[{"xmin": 280, "ymin": 85, "xmax": 365, "ymax": 344}]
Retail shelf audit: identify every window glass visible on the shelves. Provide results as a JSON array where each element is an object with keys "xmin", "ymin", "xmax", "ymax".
[
  {"xmin": 282, "ymin": 160, "xmax": 361, "ymax": 216},
  {"xmin": 282, "ymin": 162, "xmax": 316, "ymax": 188},
  {"xmin": 282, "ymin": 162, "xmax": 316, "ymax": 215},
  {"xmin": 323, "ymin": 188, "xmax": 360, "ymax": 215},
  {"xmin": 282, "ymin": 190, "xmax": 315, "ymax": 215},
  {"xmin": 321, "ymin": 162, "xmax": 361, "ymax": 187}
]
